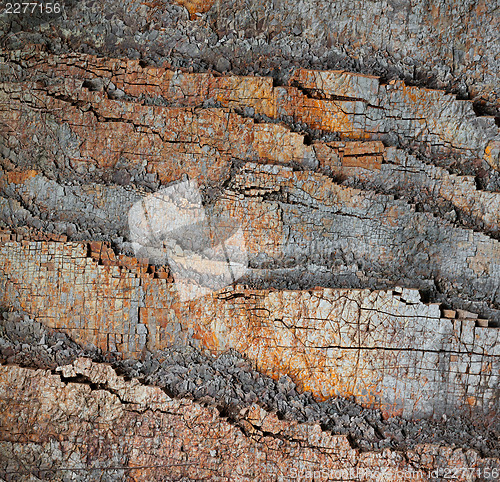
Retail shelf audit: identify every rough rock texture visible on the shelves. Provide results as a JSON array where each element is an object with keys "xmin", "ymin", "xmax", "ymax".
[
  {"xmin": 0, "ymin": 0, "xmax": 499, "ymax": 479},
  {"xmin": 1, "ymin": 234, "xmax": 499, "ymax": 422},
  {"xmin": 2, "ymin": 312, "xmax": 498, "ymax": 458},
  {"xmin": 2, "ymin": 359, "xmax": 499, "ymax": 481},
  {"xmin": 1, "ymin": 0, "xmax": 499, "ymax": 115}
]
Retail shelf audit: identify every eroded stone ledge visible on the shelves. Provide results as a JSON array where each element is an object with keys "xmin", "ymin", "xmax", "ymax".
[
  {"xmin": 0, "ymin": 234, "xmax": 498, "ymax": 420},
  {"xmin": 0, "ymin": 359, "xmax": 498, "ymax": 481}
]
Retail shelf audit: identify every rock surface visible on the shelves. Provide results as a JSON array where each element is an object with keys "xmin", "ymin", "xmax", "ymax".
[
  {"xmin": 0, "ymin": 1, "xmax": 499, "ymax": 480},
  {"xmin": 0, "ymin": 235, "xmax": 499, "ymax": 421},
  {"xmin": 1, "ymin": 358, "xmax": 499, "ymax": 480},
  {"xmin": 1, "ymin": 0, "xmax": 499, "ymax": 114}
]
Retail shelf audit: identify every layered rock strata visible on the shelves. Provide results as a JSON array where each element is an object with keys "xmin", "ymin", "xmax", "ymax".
[
  {"xmin": 2, "ymin": 359, "xmax": 499, "ymax": 481},
  {"xmin": 0, "ymin": 32, "xmax": 499, "ymax": 481}
]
